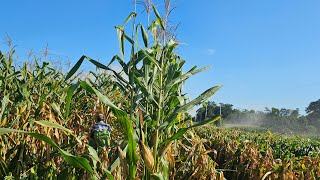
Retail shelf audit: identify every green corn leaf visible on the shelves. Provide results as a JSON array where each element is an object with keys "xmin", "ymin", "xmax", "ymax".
[
  {"xmin": 66, "ymin": 55, "xmax": 131, "ymax": 90},
  {"xmin": 123, "ymin": 12, "xmax": 137, "ymax": 25},
  {"xmin": 165, "ymin": 66, "xmax": 211, "ymax": 89},
  {"xmin": 162, "ymin": 116, "xmax": 220, "ymax": 146},
  {"xmin": 0, "ymin": 128, "xmax": 93, "ymax": 174},
  {"xmin": 34, "ymin": 120, "xmax": 73, "ymax": 134},
  {"xmin": 148, "ymin": 20, "xmax": 159, "ymax": 42},
  {"xmin": 88, "ymin": 146, "xmax": 100, "ymax": 163},
  {"xmin": 0, "ymin": 95, "xmax": 10, "ymax": 122},
  {"xmin": 109, "ymin": 157, "xmax": 121, "ymax": 172},
  {"xmin": 124, "ymin": 33, "xmax": 135, "ymax": 44},
  {"xmin": 88, "ymin": 145, "xmax": 100, "ymax": 172},
  {"xmin": 0, "ymin": 155, "xmax": 8, "ymax": 177},
  {"xmin": 164, "ymin": 39, "xmax": 178, "ymax": 54},
  {"xmin": 87, "ymin": 57, "xmax": 109, "ymax": 69},
  {"xmin": 65, "ymin": 56, "xmax": 86, "ymax": 81},
  {"xmin": 160, "ymin": 85, "xmax": 222, "ymax": 130},
  {"xmin": 0, "ymin": 128, "xmax": 26, "ymax": 134},
  {"xmin": 113, "ymin": 110, "xmax": 138, "ymax": 179},
  {"xmin": 108, "ymin": 145, "xmax": 126, "ymax": 173},
  {"xmin": 202, "ymin": 102, "xmax": 207, "ymax": 108},
  {"xmin": 115, "ymin": 26, "xmax": 125, "ymax": 58},
  {"xmin": 128, "ymin": 50, "xmax": 148, "ymax": 68},
  {"xmin": 80, "ymin": 81, "xmax": 120, "ymax": 111},
  {"xmin": 152, "ymin": 5, "xmax": 165, "ymax": 30},
  {"xmin": 102, "ymin": 170, "xmax": 114, "ymax": 180},
  {"xmin": 162, "ymin": 128, "xmax": 188, "ymax": 145},
  {"xmin": 189, "ymin": 116, "xmax": 221, "ymax": 129},
  {"xmin": 108, "ymin": 55, "xmax": 129, "ymax": 75},
  {"xmin": 139, "ymin": 24, "xmax": 149, "ymax": 47},
  {"xmin": 86, "ymin": 56, "xmax": 130, "ymax": 86},
  {"xmin": 107, "ymin": 55, "xmax": 124, "ymax": 68},
  {"xmin": 133, "ymin": 76, "xmax": 158, "ymax": 106},
  {"xmin": 175, "ymin": 85, "xmax": 222, "ymax": 114},
  {"xmin": 87, "ymin": 56, "xmax": 128, "ymax": 80},
  {"xmin": 151, "ymin": 172, "xmax": 165, "ymax": 180},
  {"xmin": 65, "ymin": 82, "xmax": 80, "ymax": 119},
  {"xmin": 136, "ymin": 44, "xmax": 161, "ymax": 70},
  {"xmin": 51, "ymin": 103, "xmax": 64, "ymax": 120}
]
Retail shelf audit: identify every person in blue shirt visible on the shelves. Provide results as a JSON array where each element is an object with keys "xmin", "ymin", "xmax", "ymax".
[{"xmin": 89, "ymin": 114, "xmax": 112, "ymax": 150}]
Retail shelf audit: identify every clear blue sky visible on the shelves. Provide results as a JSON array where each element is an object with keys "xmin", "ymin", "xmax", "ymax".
[{"xmin": 1, "ymin": 0, "xmax": 320, "ymax": 114}]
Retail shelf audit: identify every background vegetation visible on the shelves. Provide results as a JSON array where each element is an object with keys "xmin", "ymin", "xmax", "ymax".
[{"xmin": 195, "ymin": 100, "xmax": 320, "ymax": 135}]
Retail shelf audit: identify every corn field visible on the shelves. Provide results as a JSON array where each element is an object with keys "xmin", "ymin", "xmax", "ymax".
[
  {"xmin": 196, "ymin": 127, "xmax": 320, "ymax": 180},
  {"xmin": 1, "ymin": 3, "xmax": 320, "ymax": 180},
  {"xmin": 0, "ymin": 4, "xmax": 223, "ymax": 180}
]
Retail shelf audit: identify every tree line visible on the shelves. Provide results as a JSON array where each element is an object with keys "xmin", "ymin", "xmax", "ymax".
[{"xmin": 194, "ymin": 99, "xmax": 320, "ymax": 135}]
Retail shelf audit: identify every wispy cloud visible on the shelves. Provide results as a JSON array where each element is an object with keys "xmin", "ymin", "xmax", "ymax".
[{"xmin": 206, "ymin": 48, "xmax": 216, "ymax": 56}]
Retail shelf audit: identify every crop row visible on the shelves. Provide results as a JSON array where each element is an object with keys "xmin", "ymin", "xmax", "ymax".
[{"xmin": 196, "ymin": 126, "xmax": 320, "ymax": 179}]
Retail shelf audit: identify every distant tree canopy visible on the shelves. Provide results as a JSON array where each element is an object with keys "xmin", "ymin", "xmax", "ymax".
[
  {"xmin": 194, "ymin": 99, "xmax": 320, "ymax": 134},
  {"xmin": 306, "ymin": 99, "xmax": 320, "ymax": 128},
  {"xmin": 195, "ymin": 101, "xmax": 233, "ymax": 122}
]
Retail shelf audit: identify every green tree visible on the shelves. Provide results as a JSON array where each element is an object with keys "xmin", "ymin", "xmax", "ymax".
[
  {"xmin": 262, "ymin": 107, "xmax": 313, "ymax": 134},
  {"xmin": 195, "ymin": 101, "xmax": 217, "ymax": 121},
  {"xmin": 195, "ymin": 101, "xmax": 234, "ymax": 126},
  {"xmin": 306, "ymin": 99, "xmax": 320, "ymax": 129}
]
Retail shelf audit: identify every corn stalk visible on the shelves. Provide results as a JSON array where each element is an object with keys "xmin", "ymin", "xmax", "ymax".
[
  {"xmin": 65, "ymin": 4, "xmax": 221, "ymax": 179},
  {"xmin": 0, "ymin": 49, "xmax": 120, "ymax": 179}
]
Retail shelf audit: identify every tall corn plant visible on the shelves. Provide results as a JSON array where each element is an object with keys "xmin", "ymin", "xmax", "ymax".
[
  {"xmin": 65, "ymin": 5, "xmax": 221, "ymax": 179},
  {"xmin": 0, "ymin": 50, "xmax": 119, "ymax": 179}
]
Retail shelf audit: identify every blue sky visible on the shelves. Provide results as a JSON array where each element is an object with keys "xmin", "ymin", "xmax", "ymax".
[{"xmin": 1, "ymin": 0, "xmax": 320, "ymax": 114}]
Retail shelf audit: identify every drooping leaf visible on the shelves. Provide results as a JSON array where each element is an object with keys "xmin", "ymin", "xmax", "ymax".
[
  {"xmin": 65, "ymin": 56, "xmax": 86, "ymax": 81},
  {"xmin": 0, "ymin": 128, "xmax": 26, "ymax": 135},
  {"xmin": 139, "ymin": 24, "xmax": 149, "ymax": 47},
  {"xmin": 115, "ymin": 26, "xmax": 125, "ymax": 58},
  {"xmin": 160, "ymin": 85, "xmax": 222, "ymax": 130},
  {"xmin": 148, "ymin": 19, "xmax": 159, "ymax": 42},
  {"xmin": 0, "ymin": 128, "xmax": 93, "ymax": 174},
  {"xmin": 34, "ymin": 120, "xmax": 73, "ymax": 134},
  {"xmin": 175, "ymin": 85, "xmax": 222, "ymax": 114},
  {"xmin": 135, "ymin": 44, "xmax": 161, "ymax": 70},
  {"xmin": 65, "ymin": 82, "xmax": 80, "ymax": 119},
  {"xmin": 162, "ymin": 128, "xmax": 188, "ymax": 145},
  {"xmin": 152, "ymin": 5, "xmax": 165, "ymax": 30},
  {"xmin": 123, "ymin": 12, "xmax": 137, "ymax": 25},
  {"xmin": 80, "ymin": 81, "xmax": 120, "ymax": 111},
  {"xmin": 189, "ymin": 116, "xmax": 221, "ymax": 129},
  {"xmin": 124, "ymin": 34, "xmax": 135, "ymax": 44},
  {"xmin": 86, "ymin": 56, "xmax": 130, "ymax": 86},
  {"xmin": 165, "ymin": 66, "xmax": 211, "ymax": 89},
  {"xmin": 161, "ymin": 116, "xmax": 220, "ymax": 146},
  {"xmin": 107, "ymin": 55, "xmax": 124, "ymax": 68},
  {"xmin": 87, "ymin": 57, "xmax": 109, "ymax": 69}
]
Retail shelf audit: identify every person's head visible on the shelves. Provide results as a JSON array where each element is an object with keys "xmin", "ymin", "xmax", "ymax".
[{"xmin": 97, "ymin": 114, "xmax": 104, "ymax": 121}]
